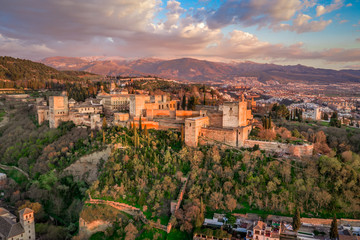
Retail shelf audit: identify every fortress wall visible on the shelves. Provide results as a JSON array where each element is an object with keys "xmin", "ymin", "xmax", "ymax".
[
  {"xmin": 200, "ymin": 128, "xmax": 237, "ymax": 147},
  {"xmin": 206, "ymin": 112, "xmax": 223, "ymax": 128},
  {"xmin": 175, "ymin": 110, "xmax": 200, "ymax": 118},
  {"xmin": 244, "ymin": 140, "xmax": 313, "ymax": 157},
  {"xmin": 145, "ymin": 109, "xmax": 176, "ymax": 119},
  {"xmin": 132, "ymin": 120, "xmax": 159, "ymax": 130}
]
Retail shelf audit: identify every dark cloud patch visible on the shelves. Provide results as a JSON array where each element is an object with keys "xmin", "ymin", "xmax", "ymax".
[{"xmin": 207, "ymin": 0, "xmax": 301, "ymax": 29}]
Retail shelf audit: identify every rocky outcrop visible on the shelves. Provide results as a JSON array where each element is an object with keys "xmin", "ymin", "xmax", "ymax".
[
  {"xmin": 77, "ymin": 218, "xmax": 112, "ymax": 240},
  {"xmin": 62, "ymin": 147, "xmax": 111, "ymax": 183}
]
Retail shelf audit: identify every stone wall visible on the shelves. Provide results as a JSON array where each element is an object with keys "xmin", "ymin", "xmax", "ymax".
[
  {"xmin": 145, "ymin": 109, "xmax": 176, "ymax": 119},
  {"xmin": 200, "ymin": 128, "xmax": 237, "ymax": 147},
  {"xmin": 175, "ymin": 110, "xmax": 200, "ymax": 119},
  {"xmin": 114, "ymin": 112, "xmax": 129, "ymax": 122},
  {"xmin": 244, "ymin": 140, "xmax": 313, "ymax": 157},
  {"xmin": 132, "ymin": 120, "xmax": 159, "ymax": 130},
  {"xmin": 209, "ymin": 112, "xmax": 223, "ymax": 128}
]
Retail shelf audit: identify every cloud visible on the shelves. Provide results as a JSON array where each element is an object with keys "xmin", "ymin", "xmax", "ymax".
[
  {"xmin": 202, "ymin": 30, "xmax": 360, "ymax": 63},
  {"xmin": 274, "ymin": 14, "xmax": 332, "ymax": 33},
  {"xmin": 346, "ymin": 3, "xmax": 352, "ymax": 7},
  {"xmin": 163, "ymin": 0, "xmax": 186, "ymax": 30},
  {"xmin": 0, "ymin": 0, "xmax": 358, "ymax": 67},
  {"xmin": 207, "ymin": 0, "xmax": 302, "ymax": 29},
  {"xmin": 316, "ymin": 0, "xmax": 344, "ymax": 17},
  {"xmin": 343, "ymin": 64, "xmax": 360, "ymax": 69},
  {"xmin": 0, "ymin": 34, "xmax": 54, "ymax": 59},
  {"xmin": 356, "ymin": 38, "xmax": 360, "ymax": 42},
  {"xmin": 339, "ymin": 20, "xmax": 348, "ymax": 24},
  {"xmin": 0, "ymin": 0, "xmax": 160, "ymax": 41}
]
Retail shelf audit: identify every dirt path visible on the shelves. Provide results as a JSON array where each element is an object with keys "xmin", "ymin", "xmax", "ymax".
[
  {"xmin": 86, "ymin": 196, "xmax": 168, "ymax": 232},
  {"xmin": 0, "ymin": 101, "xmax": 9, "ymax": 128},
  {"xmin": 0, "ymin": 163, "xmax": 30, "ymax": 180}
]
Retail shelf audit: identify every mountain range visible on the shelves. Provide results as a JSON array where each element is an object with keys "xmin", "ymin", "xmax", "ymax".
[{"xmin": 41, "ymin": 56, "xmax": 360, "ymax": 84}]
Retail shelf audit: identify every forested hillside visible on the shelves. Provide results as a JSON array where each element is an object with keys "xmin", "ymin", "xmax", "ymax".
[
  {"xmin": 87, "ymin": 122, "xmax": 360, "ymax": 238},
  {"xmin": 0, "ymin": 56, "xmax": 97, "ymax": 89},
  {"xmin": 0, "ymin": 100, "xmax": 106, "ymax": 238}
]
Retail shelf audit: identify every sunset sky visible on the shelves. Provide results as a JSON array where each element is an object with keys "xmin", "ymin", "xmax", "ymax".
[{"xmin": 1, "ymin": 0, "xmax": 360, "ymax": 69}]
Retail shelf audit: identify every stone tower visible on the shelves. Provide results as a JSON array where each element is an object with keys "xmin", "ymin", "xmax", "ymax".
[
  {"xmin": 49, "ymin": 95, "xmax": 69, "ymax": 128},
  {"xmin": 222, "ymin": 96, "xmax": 248, "ymax": 128},
  {"xmin": 19, "ymin": 208, "xmax": 35, "ymax": 240}
]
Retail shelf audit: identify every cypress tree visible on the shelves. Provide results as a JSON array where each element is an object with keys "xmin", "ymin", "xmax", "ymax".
[
  {"xmin": 292, "ymin": 207, "xmax": 301, "ymax": 232},
  {"xmin": 144, "ymin": 125, "xmax": 148, "ymax": 137},
  {"xmin": 102, "ymin": 117, "xmax": 107, "ymax": 130},
  {"xmin": 268, "ymin": 116, "xmax": 272, "ymax": 129},
  {"xmin": 181, "ymin": 125, "xmax": 185, "ymax": 143},
  {"xmin": 203, "ymin": 92, "xmax": 206, "ymax": 105},
  {"xmin": 182, "ymin": 95, "xmax": 187, "ymax": 110},
  {"xmin": 139, "ymin": 116, "xmax": 142, "ymax": 133},
  {"xmin": 262, "ymin": 116, "xmax": 266, "ymax": 129},
  {"xmin": 133, "ymin": 121, "xmax": 138, "ymax": 148},
  {"xmin": 330, "ymin": 215, "xmax": 339, "ymax": 240}
]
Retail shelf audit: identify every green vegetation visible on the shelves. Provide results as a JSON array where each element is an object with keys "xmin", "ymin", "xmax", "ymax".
[
  {"xmin": 330, "ymin": 215, "xmax": 339, "ymax": 240},
  {"xmin": 90, "ymin": 127, "xmax": 184, "ymax": 224},
  {"xmin": 0, "ymin": 56, "xmax": 89, "ymax": 86},
  {"xmin": 277, "ymin": 120, "xmax": 360, "ymax": 154},
  {"xmin": 293, "ymin": 208, "xmax": 301, "ymax": 231},
  {"xmin": 0, "ymin": 102, "xmax": 108, "ymax": 238},
  {"xmin": 88, "ymin": 122, "xmax": 360, "ymax": 237},
  {"xmin": 193, "ymin": 228, "xmax": 232, "ymax": 239},
  {"xmin": 0, "ymin": 109, "xmax": 5, "ymax": 122}
]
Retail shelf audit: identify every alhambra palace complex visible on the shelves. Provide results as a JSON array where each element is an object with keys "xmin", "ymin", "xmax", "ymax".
[{"xmin": 36, "ymin": 85, "xmax": 313, "ymax": 157}]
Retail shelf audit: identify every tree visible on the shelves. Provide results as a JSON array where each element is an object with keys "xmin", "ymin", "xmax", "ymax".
[
  {"xmin": 195, "ymin": 197, "xmax": 205, "ymax": 228},
  {"xmin": 188, "ymin": 96, "xmax": 196, "ymax": 110},
  {"xmin": 262, "ymin": 116, "xmax": 272, "ymax": 129},
  {"xmin": 330, "ymin": 215, "xmax": 339, "ymax": 240},
  {"xmin": 181, "ymin": 125, "xmax": 185, "ymax": 143},
  {"xmin": 225, "ymin": 194, "xmax": 237, "ymax": 211},
  {"xmin": 292, "ymin": 207, "xmax": 301, "ymax": 231},
  {"xmin": 102, "ymin": 117, "xmax": 108, "ymax": 129},
  {"xmin": 139, "ymin": 115, "xmax": 142, "ymax": 133},
  {"xmin": 182, "ymin": 95, "xmax": 187, "ymax": 110},
  {"xmin": 203, "ymin": 92, "xmax": 206, "ymax": 105},
  {"xmin": 124, "ymin": 222, "xmax": 138, "ymax": 240},
  {"xmin": 323, "ymin": 113, "xmax": 329, "ymax": 121},
  {"xmin": 144, "ymin": 125, "xmax": 148, "ymax": 137},
  {"xmin": 330, "ymin": 112, "xmax": 341, "ymax": 128}
]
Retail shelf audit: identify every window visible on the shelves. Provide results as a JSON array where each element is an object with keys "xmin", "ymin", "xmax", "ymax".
[
  {"xmin": 230, "ymin": 107, "xmax": 232, "ymax": 111},
  {"xmin": 189, "ymin": 123, "xmax": 191, "ymax": 127}
]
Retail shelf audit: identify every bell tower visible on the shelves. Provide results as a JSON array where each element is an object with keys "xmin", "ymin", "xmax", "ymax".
[{"xmin": 19, "ymin": 208, "xmax": 36, "ymax": 240}]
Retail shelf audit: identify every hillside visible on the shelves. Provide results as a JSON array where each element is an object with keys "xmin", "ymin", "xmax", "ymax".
[
  {"xmin": 0, "ymin": 56, "xmax": 97, "ymax": 85},
  {"xmin": 41, "ymin": 56, "xmax": 360, "ymax": 84}
]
